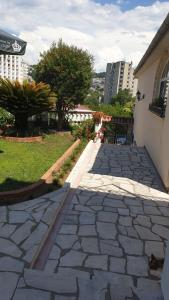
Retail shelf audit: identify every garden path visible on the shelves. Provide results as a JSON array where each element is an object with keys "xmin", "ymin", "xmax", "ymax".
[{"xmin": 0, "ymin": 142, "xmax": 169, "ymax": 299}]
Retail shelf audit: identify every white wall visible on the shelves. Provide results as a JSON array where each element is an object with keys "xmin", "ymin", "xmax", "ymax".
[{"xmin": 134, "ymin": 58, "xmax": 169, "ymax": 190}]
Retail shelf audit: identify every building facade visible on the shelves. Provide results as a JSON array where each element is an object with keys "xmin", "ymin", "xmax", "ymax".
[
  {"xmin": 104, "ymin": 61, "xmax": 138, "ymax": 104},
  {"xmin": 0, "ymin": 54, "xmax": 29, "ymax": 82}
]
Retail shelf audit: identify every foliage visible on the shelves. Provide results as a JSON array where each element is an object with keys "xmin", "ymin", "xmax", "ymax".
[
  {"xmin": 112, "ymin": 89, "xmax": 135, "ymax": 106},
  {"xmin": 52, "ymin": 140, "xmax": 87, "ymax": 187},
  {"xmin": 84, "ymin": 89, "xmax": 102, "ymax": 107},
  {"xmin": 0, "ymin": 78, "xmax": 56, "ymax": 135},
  {"xmin": 0, "ymin": 133, "xmax": 73, "ymax": 192},
  {"xmin": 0, "ymin": 108, "xmax": 14, "ymax": 128},
  {"xmin": 93, "ymin": 72, "xmax": 106, "ymax": 78},
  {"xmin": 71, "ymin": 119, "xmax": 95, "ymax": 141},
  {"xmin": 35, "ymin": 40, "xmax": 94, "ymax": 130}
]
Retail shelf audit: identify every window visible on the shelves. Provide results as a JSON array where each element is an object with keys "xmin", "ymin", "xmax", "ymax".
[
  {"xmin": 158, "ymin": 60, "xmax": 169, "ymax": 110},
  {"xmin": 150, "ymin": 58, "xmax": 169, "ymax": 118}
]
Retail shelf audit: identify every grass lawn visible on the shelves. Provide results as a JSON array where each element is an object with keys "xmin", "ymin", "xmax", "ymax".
[{"xmin": 0, "ymin": 134, "xmax": 74, "ymax": 192}]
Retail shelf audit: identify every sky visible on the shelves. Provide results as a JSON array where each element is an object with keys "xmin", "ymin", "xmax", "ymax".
[{"xmin": 0, "ymin": 0, "xmax": 169, "ymax": 71}]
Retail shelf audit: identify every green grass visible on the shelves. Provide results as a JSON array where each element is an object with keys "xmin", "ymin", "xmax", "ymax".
[{"xmin": 0, "ymin": 134, "xmax": 74, "ymax": 192}]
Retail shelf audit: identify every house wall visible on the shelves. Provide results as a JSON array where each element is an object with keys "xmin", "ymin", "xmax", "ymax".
[{"xmin": 134, "ymin": 58, "xmax": 169, "ymax": 190}]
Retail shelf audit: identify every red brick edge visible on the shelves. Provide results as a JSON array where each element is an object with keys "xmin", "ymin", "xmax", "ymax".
[
  {"xmin": 0, "ymin": 136, "xmax": 43, "ymax": 143},
  {"xmin": 0, "ymin": 139, "xmax": 81, "ymax": 204}
]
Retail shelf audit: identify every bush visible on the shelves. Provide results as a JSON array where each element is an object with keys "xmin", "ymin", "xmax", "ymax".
[
  {"xmin": 71, "ymin": 119, "xmax": 95, "ymax": 140},
  {"xmin": 0, "ymin": 108, "xmax": 14, "ymax": 128}
]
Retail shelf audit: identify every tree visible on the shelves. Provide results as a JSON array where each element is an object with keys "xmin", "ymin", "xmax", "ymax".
[
  {"xmin": 35, "ymin": 40, "xmax": 93, "ymax": 130},
  {"xmin": 0, "ymin": 78, "xmax": 56, "ymax": 136},
  {"xmin": 112, "ymin": 89, "xmax": 135, "ymax": 106}
]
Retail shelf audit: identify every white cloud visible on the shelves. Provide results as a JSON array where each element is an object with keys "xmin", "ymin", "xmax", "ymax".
[{"xmin": 0, "ymin": 0, "xmax": 169, "ymax": 71}]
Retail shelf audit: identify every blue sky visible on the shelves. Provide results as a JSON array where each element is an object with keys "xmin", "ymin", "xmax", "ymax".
[{"xmin": 95, "ymin": 0, "xmax": 167, "ymax": 10}]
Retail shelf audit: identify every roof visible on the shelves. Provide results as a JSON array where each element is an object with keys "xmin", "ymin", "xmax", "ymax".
[{"xmin": 134, "ymin": 13, "xmax": 169, "ymax": 75}]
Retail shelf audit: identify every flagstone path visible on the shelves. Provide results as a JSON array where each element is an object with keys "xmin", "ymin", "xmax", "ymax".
[{"xmin": 1, "ymin": 142, "xmax": 169, "ymax": 299}]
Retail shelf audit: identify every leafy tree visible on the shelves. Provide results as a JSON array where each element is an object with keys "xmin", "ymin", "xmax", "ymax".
[
  {"xmin": 0, "ymin": 79, "xmax": 56, "ymax": 136},
  {"xmin": 112, "ymin": 89, "xmax": 135, "ymax": 106},
  {"xmin": 35, "ymin": 40, "xmax": 93, "ymax": 130}
]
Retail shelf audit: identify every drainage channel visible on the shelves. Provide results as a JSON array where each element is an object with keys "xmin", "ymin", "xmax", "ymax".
[{"xmin": 31, "ymin": 141, "xmax": 98, "ymax": 270}]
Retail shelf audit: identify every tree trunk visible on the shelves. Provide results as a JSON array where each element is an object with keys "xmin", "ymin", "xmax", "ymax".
[
  {"xmin": 57, "ymin": 110, "xmax": 64, "ymax": 131},
  {"xmin": 14, "ymin": 114, "xmax": 29, "ymax": 136}
]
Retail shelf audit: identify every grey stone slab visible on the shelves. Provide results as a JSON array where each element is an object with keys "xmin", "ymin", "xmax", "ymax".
[
  {"xmin": 55, "ymin": 234, "xmax": 77, "ymax": 249},
  {"xmin": 59, "ymin": 225, "xmax": 77, "ymax": 235},
  {"xmin": 78, "ymin": 277, "xmax": 107, "ymax": 300},
  {"xmin": 60, "ymin": 250, "xmax": 86, "ymax": 267},
  {"xmin": 24, "ymin": 268, "xmax": 77, "ymax": 293},
  {"xmin": 85, "ymin": 255, "xmax": 108, "ymax": 270},
  {"xmin": 133, "ymin": 278, "xmax": 163, "ymax": 300},
  {"xmin": 110, "ymin": 257, "xmax": 126, "ymax": 273},
  {"xmin": 97, "ymin": 222, "xmax": 117, "ymax": 239},
  {"xmin": 134, "ymin": 215, "xmax": 151, "ymax": 228},
  {"xmin": 79, "ymin": 212, "xmax": 95, "ymax": 225},
  {"xmin": 9, "ymin": 211, "xmax": 31, "ymax": 223},
  {"xmin": 44, "ymin": 259, "xmax": 58, "ymax": 273},
  {"xmin": 10, "ymin": 198, "xmax": 47, "ymax": 211},
  {"xmin": 58, "ymin": 267, "xmax": 90, "ymax": 280},
  {"xmin": 159, "ymin": 206, "xmax": 169, "ymax": 217},
  {"xmin": 134, "ymin": 225, "xmax": 161, "ymax": 241},
  {"xmin": 119, "ymin": 216, "xmax": 132, "ymax": 226},
  {"xmin": 152, "ymin": 224, "xmax": 169, "ymax": 240},
  {"xmin": 0, "ymin": 272, "xmax": 19, "ymax": 300},
  {"xmin": 13, "ymin": 288, "xmax": 51, "ymax": 300},
  {"xmin": 55, "ymin": 297, "xmax": 76, "ymax": 300},
  {"xmin": 144, "ymin": 206, "xmax": 161, "ymax": 215},
  {"xmin": 0, "ymin": 237, "xmax": 22, "ymax": 257},
  {"xmin": 0, "ymin": 206, "xmax": 7, "ymax": 222},
  {"xmin": 0, "ymin": 256, "xmax": 24, "ymax": 273},
  {"xmin": 100, "ymin": 239, "xmax": 123, "ymax": 257},
  {"xmin": 41, "ymin": 202, "xmax": 61, "ymax": 225},
  {"xmin": 78, "ymin": 225, "xmax": 97, "ymax": 236},
  {"xmin": 118, "ymin": 208, "xmax": 130, "ymax": 216},
  {"xmin": 21, "ymin": 222, "xmax": 48, "ymax": 250},
  {"xmin": 75, "ymin": 205, "xmax": 93, "ymax": 212},
  {"xmin": 145, "ymin": 241, "xmax": 165, "ymax": 258},
  {"xmin": 23, "ymin": 245, "xmax": 38, "ymax": 263},
  {"xmin": 126, "ymin": 227, "xmax": 139, "ymax": 238},
  {"xmin": 87, "ymin": 196, "xmax": 103, "ymax": 206},
  {"xmin": 104, "ymin": 198, "xmax": 126, "ymax": 208},
  {"xmin": 0, "ymin": 223, "xmax": 16, "ymax": 238},
  {"xmin": 124, "ymin": 198, "xmax": 142, "ymax": 207},
  {"xmin": 129, "ymin": 205, "xmax": 144, "ymax": 215},
  {"xmin": 97, "ymin": 211, "xmax": 118, "ymax": 223},
  {"xmin": 150, "ymin": 215, "xmax": 169, "ymax": 226},
  {"xmin": 118, "ymin": 225, "xmax": 127, "ymax": 235},
  {"xmin": 81, "ymin": 237, "xmax": 99, "ymax": 254},
  {"xmin": 63, "ymin": 214, "xmax": 79, "ymax": 225},
  {"xmin": 49, "ymin": 245, "xmax": 61, "ymax": 259},
  {"xmin": 119, "ymin": 235, "xmax": 143, "ymax": 255},
  {"xmin": 32, "ymin": 211, "xmax": 44, "ymax": 222},
  {"xmin": 11, "ymin": 220, "xmax": 35, "ymax": 244},
  {"xmin": 127, "ymin": 256, "xmax": 148, "ymax": 276}
]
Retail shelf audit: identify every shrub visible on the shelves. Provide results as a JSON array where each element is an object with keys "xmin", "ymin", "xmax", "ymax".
[
  {"xmin": 71, "ymin": 119, "xmax": 95, "ymax": 140},
  {"xmin": 0, "ymin": 108, "xmax": 14, "ymax": 128}
]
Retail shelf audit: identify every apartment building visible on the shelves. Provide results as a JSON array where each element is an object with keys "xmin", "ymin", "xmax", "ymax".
[
  {"xmin": 0, "ymin": 54, "xmax": 29, "ymax": 82},
  {"xmin": 104, "ymin": 61, "xmax": 138, "ymax": 104}
]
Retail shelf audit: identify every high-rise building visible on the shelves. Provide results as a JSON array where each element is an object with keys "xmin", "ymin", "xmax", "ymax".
[
  {"xmin": 104, "ymin": 61, "xmax": 138, "ymax": 104},
  {"xmin": 0, "ymin": 54, "xmax": 29, "ymax": 82}
]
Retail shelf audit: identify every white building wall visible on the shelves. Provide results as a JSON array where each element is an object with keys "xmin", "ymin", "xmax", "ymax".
[{"xmin": 0, "ymin": 54, "xmax": 28, "ymax": 82}]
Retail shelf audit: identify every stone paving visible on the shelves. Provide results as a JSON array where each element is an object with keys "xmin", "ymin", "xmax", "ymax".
[{"xmin": 1, "ymin": 143, "xmax": 169, "ymax": 299}]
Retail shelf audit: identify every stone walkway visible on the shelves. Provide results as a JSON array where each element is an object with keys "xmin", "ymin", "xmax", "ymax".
[{"xmin": 1, "ymin": 143, "xmax": 169, "ymax": 299}]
